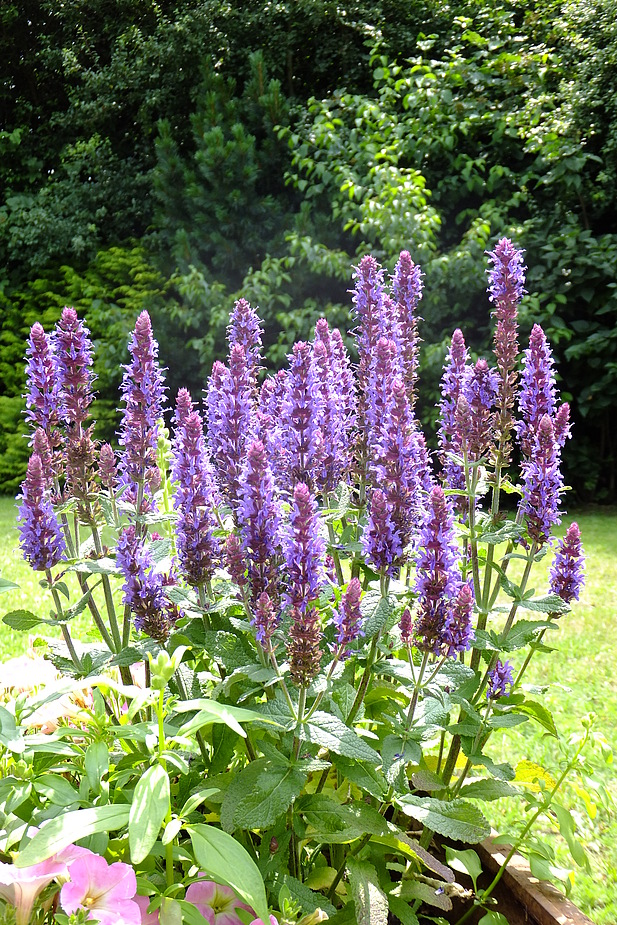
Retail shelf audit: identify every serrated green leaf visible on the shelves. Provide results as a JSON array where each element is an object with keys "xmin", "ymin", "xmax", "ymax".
[
  {"xmin": 395, "ymin": 879, "xmax": 452, "ymax": 911},
  {"xmin": 347, "ymin": 858, "xmax": 388, "ymax": 925},
  {"xmin": 300, "ymin": 711, "xmax": 380, "ymax": 763},
  {"xmin": 16, "ymin": 805, "xmax": 130, "ymax": 866},
  {"xmin": 271, "ymin": 874, "xmax": 336, "ymax": 918},
  {"xmin": 334, "ymin": 756, "xmax": 387, "ymax": 799},
  {"xmin": 477, "ymin": 522, "xmax": 524, "ymax": 545},
  {"xmin": 70, "ymin": 557, "xmax": 120, "ymax": 575},
  {"xmin": 501, "ymin": 619, "xmax": 557, "ymax": 651},
  {"xmin": 299, "ymin": 795, "xmax": 390, "ymax": 843},
  {"xmin": 382, "ymin": 734, "xmax": 422, "ymax": 787},
  {"xmin": 2, "ymin": 609, "xmax": 48, "ymax": 631},
  {"xmin": 188, "ymin": 824, "xmax": 269, "ymax": 925},
  {"xmin": 232, "ymin": 761, "xmax": 307, "ymax": 830},
  {"xmin": 388, "ymin": 896, "xmax": 419, "ymax": 925},
  {"xmin": 514, "ymin": 699, "xmax": 558, "ymax": 737},
  {"xmin": 458, "ymin": 779, "xmax": 517, "ymax": 801},
  {"xmin": 361, "ymin": 591, "xmax": 392, "ymax": 638},
  {"xmin": 129, "ymin": 763, "xmax": 170, "ymax": 863},
  {"xmin": 487, "ymin": 712, "xmax": 528, "ymax": 729},
  {"xmin": 518, "ymin": 593, "xmax": 569, "ymax": 615},
  {"xmin": 395, "ymin": 796, "xmax": 490, "ymax": 843}
]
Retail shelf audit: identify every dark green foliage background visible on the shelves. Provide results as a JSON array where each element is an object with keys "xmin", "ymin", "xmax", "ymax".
[{"xmin": 1, "ymin": 0, "xmax": 616, "ymax": 498}]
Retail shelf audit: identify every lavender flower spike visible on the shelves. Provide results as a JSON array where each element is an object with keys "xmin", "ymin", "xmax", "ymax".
[
  {"xmin": 18, "ymin": 454, "xmax": 65, "ymax": 571},
  {"xmin": 116, "ymin": 525, "xmax": 179, "ymax": 642},
  {"xmin": 362, "ymin": 488, "xmax": 402, "ymax": 576},
  {"xmin": 280, "ymin": 342, "xmax": 323, "ymax": 489},
  {"xmin": 207, "ymin": 345, "xmax": 254, "ymax": 504},
  {"xmin": 391, "ymin": 250, "xmax": 423, "ymax": 407},
  {"xmin": 172, "ymin": 410, "xmax": 221, "ymax": 587},
  {"xmin": 438, "ymin": 329, "xmax": 468, "ymax": 497},
  {"xmin": 227, "ymin": 297, "xmax": 263, "ymax": 390},
  {"xmin": 24, "ymin": 322, "xmax": 61, "ymax": 445},
  {"xmin": 486, "ymin": 659, "xmax": 514, "ymax": 700},
  {"xmin": 351, "ymin": 255, "xmax": 387, "ymax": 404},
  {"xmin": 288, "ymin": 603, "xmax": 322, "ymax": 687},
  {"xmin": 521, "ymin": 414, "xmax": 563, "ymax": 547},
  {"xmin": 284, "ymin": 482, "xmax": 326, "ymax": 613},
  {"xmin": 238, "ymin": 439, "xmax": 281, "ymax": 602},
  {"xmin": 413, "ymin": 486, "xmax": 462, "ymax": 653},
  {"xmin": 118, "ymin": 311, "xmax": 166, "ymax": 507},
  {"xmin": 333, "ymin": 577, "xmax": 364, "ymax": 654},
  {"xmin": 550, "ymin": 522, "xmax": 585, "ymax": 605},
  {"xmin": 461, "ymin": 358, "xmax": 499, "ymax": 460},
  {"xmin": 55, "ymin": 307, "xmax": 95, "ymax": 430},
  {"xmin": 254, "ymin": 591, "xmax": 278, "ymax": 648},
  {"xmin": 517, "ymin": 324, "xmax": 558, "ymax": 457}
]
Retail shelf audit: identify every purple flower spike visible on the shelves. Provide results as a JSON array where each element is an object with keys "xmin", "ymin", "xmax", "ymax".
[
  {"xmin": 172, "ymin": 410, "xmax": 221, "ymax": 587},
  {"xmin": 24, "ymin": 322, "xmax": 61, "ymax": 446},
  {"xmin": 462, "ymin": 359, "xmax": 499, "ymax": 460},
  {"xmin": 554, "ymin": 401, "xmax": 571, "ymax": 449},
  {"xmin": 254, "ymin": 591, "xmax": 278, "ymax": 647},
  {"xmin": 517, "ymin": 324, "xmax": 558, "ymax": 457},
  {"xmin": 280, "ymin": 342, "xmax": 323, "ymax": 489},
  {"xmin": 442, "ymin": 582, "xmax": 474, "ymax": 657},
  {"xmin": 400, "ymin": 607, "xmax": 413, "ymax": 645},
  {"xmin": 487, "ymin": 238, "xmax": 525, "ymax": 371},
  {"xmin": 413, "ymin": 486, "xmax": 462, "ymax": 653},
  {"xmin": 227, "ymin": 297, "xmax": 263, "ymax": 390},
  {"xmin": 116, "ymin": 525, "xmax": 179, "ymax": 642},
  {"xmin": 118, "ymin": 311, "xmax": 166, "ymax": 508},
  {"xmin": 438, "ymin": 329, "xmax": 468, "ymax": 496},
  {"xmin": 55, "ymin": 307, "xmax": 95, "ymax": 430},
  {"xmin": 225, "ymin": 533, "xmax": 248, "ymax": 588},
  {"xmin": 362, "ymin": 488, "xmax": 402, "ymax": 575},
  {"xmin": 351, "ymin": 255, "xmax": 388, "ymax": 409},
  {"xmin": 238, "ymin": 439, "xmax": 281, "ymax": 602},
  {"xmin": 487, "ymin": 659, "xmax": 514, "ymax": 700},
  {"xmin": 288, "ymin": 603, "xmax": 322, "ymax": 687},
  {"xmin": 206, "ymin": 345, "xmax": 254, "ymax": 504},
  {"xmin": 521, "ymin": 414, "xmax": 563, "ymax": 547},
  {"xmin": 98, "ymin": 443, "xmax": 117, "ymax": 491},
  {"xmin": 330, "ymin": 327, "xmax": 356, "ymax": 429},
  {"xmin": 18, "ymin": 454, "xmax": 66, "ymax": 571},
  {"xmin": 391, "ymin": 250, "xmax": 423, "ymax": 407},
  {"xmin": 366, "ymin": 337, "xmax": 399, "ymax": 474},
  {"xmin": 550, "ymin": 522, "xmax": 585, "ymax": 605},
  {"xmin": 32, "ymin": 428, "xmax": 54, "ymax": 488},
  {"xmin": 173, "ymin": 388, "xmax": 194, "ymax": 430},
  {"xmin": 333, "ymin": 577, "xmax": 364, "ymax": 653},
  {"xmin": 313, "ymin": 324, "xmax": 354, "ymax": 492},
  {"xmin": 284, "ymin": 482, "xmax": 325, "ymax": 613}
]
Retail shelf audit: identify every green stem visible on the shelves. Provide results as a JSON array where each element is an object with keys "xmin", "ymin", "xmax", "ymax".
[
  {"xmin": 47, "ymin": 570, "xmax": 82, "ymax": 673},
  {"xmin": 157, "ymin": 688, "xmax": 175, "ymax": 888},
  {"xmin": 346, "ymin": 634, "xmax": 379, "ymax": 726}
]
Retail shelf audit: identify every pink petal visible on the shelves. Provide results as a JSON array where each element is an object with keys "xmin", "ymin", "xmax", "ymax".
[{"xmin": 135, "ymin": 894, "xmax": 160, "ymax": 925}]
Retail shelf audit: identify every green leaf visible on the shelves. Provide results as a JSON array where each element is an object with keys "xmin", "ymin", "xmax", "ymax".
[
  {"xmin": 553, "ymin": 803, "xmax": 588, "ymax": 869},
  {"xmin": 85, "ymin": 740, "xmax": 109, "ymax": 793},
  {"xmin": 129, "ymin": 764, "xmax": 170, "ymax": 863},
  {"xmin": 478, "ymin": 913, "xmax": 510, "ymax": 925},
  {"xmin": 231, "ymin": 761, "xmax": 308, "ymax": 830},
  {"xmin": 382, "ymin": 735, "xmax": 422, "ymax": 787},
  {"xmin": 362, "ymin": 593, "xmax": 393, "ymax": 638},
  {"xmin": 180, "ymin": 788, "xmax": 221, "ymax": 818},
  {"xmin": 334, "ymin": 756, "xmax": 387, "ymax": 799},
  {"xmin": 2, "ymin": 609, "xmax": 48, "ymax": 631},
  {"xmin": 518, "ymin": 593, "xmax": 569, "ymax": 615},
  {"xmin": 33, "ymin": 773, "xmax": 80, "ymax": 807},
  {"xmin": 15, "ymin": 805, "xmax": 130, "ymax": 866},
  {"xmin": 271, "ymin": 874, "xmax": 336, "ymax": 918},
  {"xmin": 0, "ymin": 577, "xmax": 19, "ymax": 594},
  {"xmin": 174, "ymin": 699, "xmax": 275, "ymax": 738},
  {"xmin": 300, "ymin": 712, "xmax": 380, "ymax": 763},
  {"xmin": 395, "ymin": 879, "xmax": 452, "ymax": 910},
  {"xmin": 388, "ymin": 896, "xmax": 419, "ymax": 925},
  {"xmin": 395, "ymin": 796, "xmax": 490, "ymax": 843},
  {"xmin": 176, "ymin": 900, "xmax": 213, "ymax": 925},
  {"xmin": 299, "ymin": 795, "xmax": 389, "ymax": 843},
  {"xmin": 458, "ymin": 779, "xmax": 518, "ymax": 801},
  {"xmin": 0, "ymin": 704, "xmax": 25, "ymax": 753},
  {"xmin": 347, "ymin": 858, "xmax": 388, "ymax": 925},
  {"xmin": 514, "ymin": 700, "xmax": 558, "ymax": 737},
  {"xmin": 445, "ymin": 847, "xmax": 483, "ymax": 890},
  {"xmin": 188, "ymin": 824, "xmax": 269, "ymax": 925},
  {"xmin": 159, "ymin": 898, "xmax": 183, "ymax": 925},
  {"xmin": 501, "ymin": 620, "xmax": 556, "ymax": 650},
  {"xmin": 371, "ymin": 833, "xmax": 454, "ymax": 882},
  {"xmin": 477, "ymin": 522, "xmax": 524, "ymax": 545}
]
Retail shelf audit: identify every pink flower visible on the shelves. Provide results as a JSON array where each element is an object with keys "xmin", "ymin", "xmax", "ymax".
[
  {"xmin": 60, "ymin": 854, "xmax": 140, "ymax": 924},
  {"xmin": 135, "ymin": 894, "xmax": 161, "ymax": 924},
  {"xmin": 185, "ymin": 879, "xmax": 254, "ymax": 925},
  {"xmin": 0, "ymin": 858, "xmax": 66, "ymax": 925},
  {"xmin": 249, "ymin": 918, "xmax": 278, "ymax": 925}
]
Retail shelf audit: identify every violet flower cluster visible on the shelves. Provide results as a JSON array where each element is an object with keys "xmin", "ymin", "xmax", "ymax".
[
  {"xmin": 116, "ymin": 525, "xmax": 179, "ymax": 643},
  {"xmin": 550, "ymin": 522, "xmax": 585, "ymax": 605},
  {"xmin": 17, "ymin": 453, "xmax": 65, "ymax": 572}
]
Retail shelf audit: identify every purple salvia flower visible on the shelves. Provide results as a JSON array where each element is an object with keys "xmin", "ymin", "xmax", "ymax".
[
  {"xmin": 98, "ymin": 443, "xmax": 117, "ymax": 491},
  {"xmin": 118, "ymin": 311, "xmax": 166, "ymax": 508},
  {"xmin": 32, "ymin": 428, "xmax": 54, "ymax": 489},
  {"xmin": 280, "ymin": 342, "xmax": 323, "ymax": 489},
  {"xmin": 487, "ymin": 239, "xmax": 525, "ymax": 463},
  {"xmin": 207, "ymin": 345, "xmax": 254, "ymax": 504},
  {"xmin": 554, "ymin": 401, "xmax": 571, "ymax": 449},
  {"xmin": 172, "ymin": 410, "xmax": 221, "ymax": 586},
  {"xmin": 65, "ymin": 430, "xmax": 97, "ymax": 503},
  {"xmin": 24, "ymin": 322, "xmax": 61, "ymax": 447},
  {"xmin": 312, "ymin": 339, "xmax": 348, "ymax": 494},
  {"xmin": 550, "ymin": 522, "xmax": 585, "ymax": 605},
  {"xmin": 487, "ymin": 659, "xmax": 514, "ymax": 700},
  {"xmin": 366, "ymin": 337, "xmax": 399, "ymax": 476},
  {"xmin": 288, "ymin": 603, "xmax": 322, "ymax": 687},
  {"xmin": 116, "ymin": 525, "xmax": 179, "ymax": 642},
  {"xmin": 55, "ymin": 307, "xmax": 95, "ymax": 430},
  {"xmin": 391, "ymin": 250, "xmax": 423, "ymax": 407},
  {"xmin": 254, "ymin": 591, "xmax": 278, "ymax": 648},
  {"xmin": 284, "ymin": 482, "xmax": 325, "ymax": 613},
  {"xmin": 330, "ymin": 327, "xmax": 356, "ymax": 429},
  {"xmin": 520, "ymin": 414, "xmax": 563, "ymax": 547},
  {"xmin": 227, "ymin": 298, "xmax": 263, "ymax": 390},
  {"xmin": 413, "ymin": 486, "xmax": 462, "ymax": 653},
  {"xmin": 462, "ymin": 358, "xmax": 499, "ymax": 460},
  {"xmin": 517, "ymin": 324, "xmax": 558, "ymax": 457},
  {"xmin": 238, "ymin": 439, "xmax": 281, "ymax": 603},
  {"xmin": 17, "ymin": 454, "xmax": 65, "ymax": 571},
  {"xmin": 351, "ymin": 255, "xmax": 387, "ymax": 412},
  {"xmin": 377, "ymin": 377, "xmax": 426, "ymax": 551},
  {"xmin": 257, "ymin": 370, "xmax": 288, "ymax": 477},
  {"xmin": 400, "ymin": 607, "xmax": 413, "ymax": 645},
  {"xmin": 362, "ymin": 488, "xmax": 402, "ymax": 575},
  {"xmin": 414, "ymin": 430, "xmax": 435, "ymax": 494},
  {"xmin": 438, "ymin": 329, "xmax": 468, "ymax": 497},
  {"xmin": 225, "ymin": 533, "xmax": 248, "ymax": 589},
  {"xmin": 333, "ymin": 577, "xmax": 364, "ymax": 653},
  {"xmin": 442, "ymin": 582, "xmax": 474, "ymax": 657},
  {"xmin": 173, "ymin": 388, "xmax": 194, "ymax": 431}
]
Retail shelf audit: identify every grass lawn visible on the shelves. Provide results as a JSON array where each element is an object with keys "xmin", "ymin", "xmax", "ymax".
[{"xmin": 0, "ymin": 496, "xmax": 615, "ymax": 922}]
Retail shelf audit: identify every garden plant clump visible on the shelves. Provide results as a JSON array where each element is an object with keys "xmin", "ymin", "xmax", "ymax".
[{"xmin": 0, "ymin": 241, "xmax": 608, "ymax": 925}]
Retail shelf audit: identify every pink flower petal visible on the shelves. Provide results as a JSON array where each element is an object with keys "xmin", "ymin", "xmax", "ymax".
[
  {"xmin": 0, "ymin": 860, "xmax": 65, "ymax": 925},
  {"xmin": 60, "ymin": 854, "xmax": 139, "ymax": 925}
]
